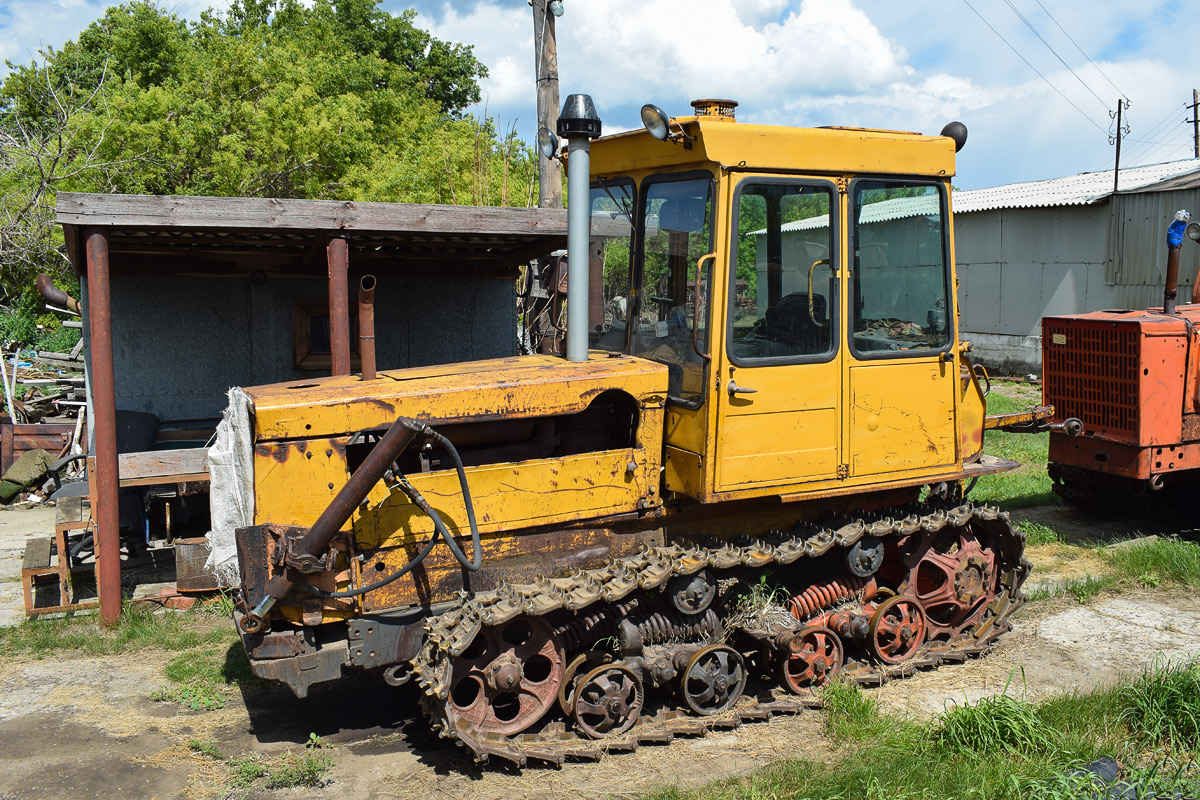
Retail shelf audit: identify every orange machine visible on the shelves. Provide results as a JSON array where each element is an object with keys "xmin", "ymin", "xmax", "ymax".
[{"xmin": 1044, "ymin": 213, "xmax": 1200, "ymax": 506}]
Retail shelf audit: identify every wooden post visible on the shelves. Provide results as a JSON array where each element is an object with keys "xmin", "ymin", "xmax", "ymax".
[
  {"xmin": 533, "ymin": 0, "xmax": 562, "ymax": 210},
  {"xmin": 327, "ymin": 237, "xmax": 351, "ymax": 376},
  {"xmin": 85, "ymin": 229, "xmax": 122, "ymax": 625}
]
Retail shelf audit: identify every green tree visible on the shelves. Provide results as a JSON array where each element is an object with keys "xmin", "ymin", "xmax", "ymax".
[{"xmin": 0, "ymin": 0, "xmax": 532, "ymax": 306}]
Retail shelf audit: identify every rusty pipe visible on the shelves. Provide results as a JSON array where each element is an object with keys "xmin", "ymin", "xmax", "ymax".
[
  {"xmin": 290, "ymin": 416, "xmax": 423, "ymax": 573},
  {"xmin": 327, "ymin": 237, "xmax": 351, "ymax": 376},
  {"xmin": 258, "ymin": 417, "xmax": 424, "ymax": 611},
  {"xmin": 1165, "ymin": 243, "xmax": 1181, "ymax": 314},
  {"xmin": 358, "ymin": 275, "xmax": 376, "ymax": 381},
  {"xmin": 35, "ymin": 273, "xmax": 81, "ymax": 314},
  {"xmin": 85, "ymin": 230, "xmax": 122, "ymax": 626}
]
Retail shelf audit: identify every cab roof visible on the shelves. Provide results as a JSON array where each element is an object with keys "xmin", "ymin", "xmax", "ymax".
[{"xmin": 590, "ymin": 115, "xmax": 957, "ymax": 179}]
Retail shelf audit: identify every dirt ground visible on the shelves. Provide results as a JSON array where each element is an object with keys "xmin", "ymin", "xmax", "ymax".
[{"xmin": 1, "ymin": 503, "xmax": 1198, "ymax": 800}]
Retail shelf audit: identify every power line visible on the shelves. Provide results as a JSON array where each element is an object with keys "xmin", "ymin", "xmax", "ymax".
[
  {"xmin": 961, "ymin": 0, "xmax": 1108, "ymax": 134},
  {"xmin": 1031, "ymin": 0, "xmax": 1127, "ymax": 101},
  {"xmin": 1121, "ymin": 103, "xmax": 1188, "ymax": 164},
  {"xmin": 1001, "ymin": 0, "xmax": 1110, "ymax": 114}
]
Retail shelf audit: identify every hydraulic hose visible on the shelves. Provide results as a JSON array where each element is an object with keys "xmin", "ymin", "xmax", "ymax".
[{"xmin": 297, "ymin": 428, "xmax": 482, "ymax": 599}]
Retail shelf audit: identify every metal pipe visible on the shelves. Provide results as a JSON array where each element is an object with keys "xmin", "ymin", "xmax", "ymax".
[
  {"xmin": 85, "ymin": 229, "xmax": 122, "ymax": 626},
  {"xmin": 326, "ymin": 237, "xmax": 351, "ymax": 376},
  {"xmin": 1165, "ymin": 243, "xmax": 1181, "ymax": 314},
  {"xmin": 277, "ymin": 416, "xmax": 423, "ymax": 580},
  {"xmin": 35, "ymin": 273, "xmax": 81, "ymax": 314},
  {"xmin": 358, "ymin": 275, "xmax": 376, "ymax": 381},
  {"xmin": 566, "ymin": 136, "xmax": 591, "ymax": 361}
]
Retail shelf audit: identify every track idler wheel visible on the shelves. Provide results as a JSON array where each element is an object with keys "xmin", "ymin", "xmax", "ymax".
[
  {"xmin": 868, "ymin": 596, "xmax": 927, "ymax": 664},
  {"xmin": 572, "ymin": 663, "xmax": 643, "ymax": 738},
  {"xmin": 446, "ymin": 616, "xmax": 564, "ymax": 737},
  {"xmin": 778, "ymin": 626, "xmax": 844, "ymax": 692},
  {"xmin": 681, "ymin": 644, "xmax": 747, "ymax": 716}
]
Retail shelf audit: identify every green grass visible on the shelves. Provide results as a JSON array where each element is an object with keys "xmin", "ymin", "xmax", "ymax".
[
  {"xmin": 151, "ymin": 642, "xmax": 267, "ymax": 711},
  {"xmin": 1104, "ymin": 537, "xmax": 1200, "ymax": 589},
  {"xmin": 1024, "ymin": 574, "xmax": 1117, "ymax": 603},
  {"xmin": 1017, "ymin": 519, "xmax": 1060, "ymax": 546},
  {"xmin": 1116, "ymin": 658, "xmax": 1200, "ymax": 749},
  {"xmin": 973, "ymin": 392, "xmax": 1059, "ymax": 511},
  {"xmin": 227, "ymin": 735, "xmax": 332, "ymax": 790},
  {"xmin": 645, "ymin": 661, "xmax": 1200, "ymax": 800},
  {"xmin": 933, "ymin": 692, "xmax": 1058, "ymax": 756},
  {"xmin": 0, "ymin": 603, "xmax": 234, "ymax": 657},
  {"xmin": 188, "ymin": 737, "xmax": 225, "ymax": 760}
]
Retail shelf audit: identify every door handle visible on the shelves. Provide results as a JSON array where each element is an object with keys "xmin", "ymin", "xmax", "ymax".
[{"xmin": 727, "ymin": 379, "xmax": 758, "ymax": 396}]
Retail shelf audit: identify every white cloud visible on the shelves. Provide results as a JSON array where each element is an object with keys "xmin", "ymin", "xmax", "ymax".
[
  {"xmin": 2, "ymin": 0, "xmax": 1194, "ymax": 189},
  {"xmin": 559, "ymin": 0, "xmax": 906, "ymax": 105}
]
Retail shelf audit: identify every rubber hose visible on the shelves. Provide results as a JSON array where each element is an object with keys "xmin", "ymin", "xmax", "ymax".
[{"xmin": 425, "ymin": 429, "xmax": 482, "ymax": 571}]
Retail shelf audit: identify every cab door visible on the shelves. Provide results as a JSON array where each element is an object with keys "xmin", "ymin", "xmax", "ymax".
[
  {"xmin": 845, "ymin": 179, "xmax": 957, "ymax": 476},
  {"xmin": 714, "ymin": 177, "xmax": 843, "ymax": 491}
]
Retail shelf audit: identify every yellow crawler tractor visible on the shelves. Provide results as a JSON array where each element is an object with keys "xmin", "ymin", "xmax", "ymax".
[{"xmin": 220, "ymin": 97, "xmax": 1027, "ymax": 765}]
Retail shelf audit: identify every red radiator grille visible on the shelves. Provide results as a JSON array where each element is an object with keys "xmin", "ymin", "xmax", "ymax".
[{"xmin": 1043, "ymin": 319, "xmax": 1138, "ymax": 438}]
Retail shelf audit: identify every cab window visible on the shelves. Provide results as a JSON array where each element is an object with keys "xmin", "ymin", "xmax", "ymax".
[
  {"xmin": 850, "ymin": 181, "xmax": 951, "ymax": 355},
  {"xmin": 590, "ymin": 180, "xmax": 636, "ymax": 353},
  {"xmin": 632, "ymin": 175, "xmax": 714, "ymax": 407},
  {"xmin": 729, "ymin": 182, "xmax": 836, "ymax": 363}
]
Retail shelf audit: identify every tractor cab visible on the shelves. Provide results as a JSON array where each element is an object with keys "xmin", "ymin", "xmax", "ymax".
[{"xmin": 584, "ymin": 100, "xmax": 978, "ymax": 504}]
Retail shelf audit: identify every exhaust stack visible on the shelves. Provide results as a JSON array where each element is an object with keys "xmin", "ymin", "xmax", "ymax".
[
  {"xmin": 557, "ymin": 93, "xmax": 602, "ymax": 362},
  {"xmin": 359, "ymin": 275, "xmax": 376, "ymax": 380},
  {"xmin": 1165, "ymin": 211, "xmax": 1200, "ymax": 313}
]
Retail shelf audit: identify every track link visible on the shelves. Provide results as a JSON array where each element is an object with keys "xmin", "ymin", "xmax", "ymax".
[{"xmin": 411, "ymin": 501, "xmax": 1029, "ymax": 767}]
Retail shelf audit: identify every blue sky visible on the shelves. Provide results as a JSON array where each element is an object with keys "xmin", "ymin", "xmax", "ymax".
[{"xmin": 2, "ymin": 0, "xmax": 1196, "ymax": 190}]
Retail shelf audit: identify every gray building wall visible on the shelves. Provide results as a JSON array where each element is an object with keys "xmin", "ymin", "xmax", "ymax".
[
  {"xmin": 955, "ymin": 193, "xmax": 1199, "ymax": 375},
  {"xmin": 84, "ymin": 274, "xmax": 517, "ymax": 422}
]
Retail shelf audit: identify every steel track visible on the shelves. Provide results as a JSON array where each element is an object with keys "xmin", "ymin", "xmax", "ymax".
[{"xmin": 411, "ymin": 501, "xmax": 1029, "ymax": 767}]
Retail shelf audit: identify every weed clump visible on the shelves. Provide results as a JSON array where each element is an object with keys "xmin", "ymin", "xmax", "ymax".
[
  {"xmin": 933, "ymin": 692, "xmax": 1057, "ymax": 756},
  {"xmin": 1116, "ymin": 658, "xmax": 1200, "ymax": 749},
  {"xmin": 227, "ymin": 734, "xmax": 332, "ymax": 789}
]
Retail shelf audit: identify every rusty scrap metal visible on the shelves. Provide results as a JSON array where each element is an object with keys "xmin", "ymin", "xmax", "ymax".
[{"xmin": 35, "ymin": 273, "xmax": 81, "ymax": 315}]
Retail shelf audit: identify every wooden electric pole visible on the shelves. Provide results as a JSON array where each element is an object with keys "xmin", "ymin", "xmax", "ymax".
[
  {"xmin": 1189, "ymin": 89, "xmax": 1199, "ymax": 159},
  {"xmin": 533, "ymin": 0, "xmax": 562, "ymax": 209},
  {"xmin": 1111, "ymin": 98, "xmax": 1128, "ymax": 195}
]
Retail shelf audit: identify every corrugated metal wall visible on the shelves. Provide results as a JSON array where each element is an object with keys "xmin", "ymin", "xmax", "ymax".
[
  {"xmin": 1106, "ymin": 189, "xmax": 1200, "ymax": 308},
  {"xmin": 957, "ymin": 187, "xmax": 1200, "ymax": 372}
]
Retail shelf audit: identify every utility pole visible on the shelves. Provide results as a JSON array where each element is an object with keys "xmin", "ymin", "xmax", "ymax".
[
  {"xmin": 1110, "ymin": 98, "xmax": 1129, "ymax": 195},
  {"xmin": 532, "ymin": 0, "xmax": 562, "ymax": 209},
  {"xmin": 1189, "ymin": 89, "xmax": 1199, "ymax": 159}
]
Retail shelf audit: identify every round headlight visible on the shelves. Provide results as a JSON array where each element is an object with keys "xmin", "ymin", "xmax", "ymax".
[
  {"xmin": 538, "ymin": 126, "xmax": 560, "ymax": 159},
  {"xmin": 641, "ymin": 104, "xmax": 670, "ymax": 141}
]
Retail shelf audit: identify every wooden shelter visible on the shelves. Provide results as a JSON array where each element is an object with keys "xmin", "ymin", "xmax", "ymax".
[{"xmin": 55, "ymin": 192, "xmax": 568, "ymax": 622}]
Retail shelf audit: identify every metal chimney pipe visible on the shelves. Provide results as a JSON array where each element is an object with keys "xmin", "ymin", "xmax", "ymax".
[
  {"xmin": 1165, "ymin": 246, "xmax": 1181, "ymax": 315},
  {"xmin": 557, "ymin": 94, "xmax": 602, "ymax": 362},
  {"xmin": 359, "ymin": 275, "xmax": 377, "ymax": 380},
  {"xmin": 1165, "ymin": 211, "xmax": 1191, "ymax": 314}
]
